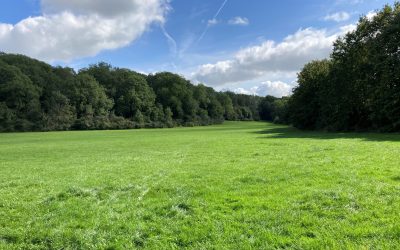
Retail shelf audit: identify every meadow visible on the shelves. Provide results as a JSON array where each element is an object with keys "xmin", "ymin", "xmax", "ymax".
[{"xmin": 0, "ymin": 121, "xmax": 399, "ymax": 249}]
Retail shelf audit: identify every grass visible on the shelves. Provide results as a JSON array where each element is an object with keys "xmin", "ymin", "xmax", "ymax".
[{"xmin": 0, "ymin": 121, "xmax": 399, "ymax": 249}]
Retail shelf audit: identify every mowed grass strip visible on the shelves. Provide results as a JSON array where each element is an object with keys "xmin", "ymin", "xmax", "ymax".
[{"xmin": 0, "ymin": 122, "xmax": 399, "ymax": 249}]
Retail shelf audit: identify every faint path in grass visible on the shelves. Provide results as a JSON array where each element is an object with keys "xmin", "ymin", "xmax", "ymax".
[
  {"xmin": 137, "ymin": 171, "xmax": 167, "ymax": 202},
  {"xmin": 136, "ymin": 140, "xmax": 194, "ymax": 204}
]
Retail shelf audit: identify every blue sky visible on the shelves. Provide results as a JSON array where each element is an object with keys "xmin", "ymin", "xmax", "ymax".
[{"xmin": 0, "ymin": 0, "xmax": 393, "ymax": 96}]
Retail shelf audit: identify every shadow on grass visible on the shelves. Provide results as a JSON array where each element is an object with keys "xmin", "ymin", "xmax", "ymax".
[{"xmin": 254, "ymin": 125, "xmax": 400, "ymax": 142}]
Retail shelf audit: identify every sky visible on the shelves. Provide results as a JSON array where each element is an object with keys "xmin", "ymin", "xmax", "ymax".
[{"xmin": 0, "ymin": 0, "xmax": 394, "ymax": 97}]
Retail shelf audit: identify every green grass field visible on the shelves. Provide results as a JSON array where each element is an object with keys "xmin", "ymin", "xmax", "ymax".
[{"xmin": 1, "ymin": 122, "xmax": 399, "ymax": 249}]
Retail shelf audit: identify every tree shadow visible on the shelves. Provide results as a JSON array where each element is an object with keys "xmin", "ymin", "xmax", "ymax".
[{"xmin": 253, "ymin": 125, "xmax": 400, "ymax": 142}]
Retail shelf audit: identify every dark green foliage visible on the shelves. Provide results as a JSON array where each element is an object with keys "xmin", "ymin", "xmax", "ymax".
[
  {"xmin": 217, "ymin": 93, "xmax": 236, "ymax": 120},
  {"xmin": 284, "ymin": 3, "xmax": 400, "ymax": 132},
  {"xmin": 147, "ymin": 72, "xmax": 197, "ymax": 123},
  {"xmin": 68, "ymin": 74, "xmax": 114, "ymax": 130},
  {"xmin": 259, "ymin": 96, "xmax": 278, "ymax": 121},
  {"xmin": 42, "ymin": 91, "xmax": 76, "ymax": 131},
  {"xmin": 163, "ymin": 107, "xmax": 174, "ymax": 128},
  {"xmin": 0, "ymin": 61, "xmax": 42, "ymax": 131},
  {"xmin": 258, "ymin": 95, "xmax": 290, "ymax": 124},
  {"xmin": 226, "ymin": 92, "xmax": 262, "ymax": 121},
  {"xmin": 81, "ymin": 63, "xmax": 156, "ymax": 121},
  {"xmin": 0, "ymin": 54, "xmax": 269, "ymax": 132},
  {"xmin": 288, "ymin": 60, "xmax": 331, "ymax": 130},
  {"xmin": 272, "ymin": 97, "xmax": 290, "ymax": 124}
]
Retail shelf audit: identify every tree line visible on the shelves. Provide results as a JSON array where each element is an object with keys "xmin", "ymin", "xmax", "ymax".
[
  {"xmin": 284, "ymin": 3, "xmax": 400, "ymax": 132},
  {"xmin": 0, "ymin": 54, "xmax": 263, "ymax": 132}
]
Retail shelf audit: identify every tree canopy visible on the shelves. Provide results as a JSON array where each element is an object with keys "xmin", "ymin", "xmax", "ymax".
[
  {"xmin": 284, "ymin": 3, "xmax": 400, "ymax": 132},
  {"xmin": 0, "ymin": 54, "xmax": 264, "ymax": 132}
]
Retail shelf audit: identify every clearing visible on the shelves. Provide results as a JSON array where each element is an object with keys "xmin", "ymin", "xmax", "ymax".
[{"xmin": 0, "ymin": 122, "xmax": 399, "ymax": 249}]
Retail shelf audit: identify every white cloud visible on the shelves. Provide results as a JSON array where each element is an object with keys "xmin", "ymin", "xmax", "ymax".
[
  {"xmin": 0, "ymin": 0, "xmax": 168, "ymax": 62},
  {"xmin": 366, "ymin": 11, "xmax": 377, "ymax": 21},
  {"xmin": 191, "ymin": 24, "xmax": 359, "ymax": 97},
  {"xmin": 340, "ymin": 24, "xmax": 357, "ymax": 34},
  {"xmin": 234, "ymin": 81, "xmax": 292, "ymax": 97},
  {"xmin": 324, "ymin": 11, "xmax": 351, "ymax": 22},
  {"xmin": 229, "ymin": 17, "xmax": 249, "ymax": 26},
  {"xmin": 193, "ymin": 26, "xmax": 355, "ymax": 87},
  {"xmin": 336, "ymin": 0, "xmax": 364, "ymax": 5},
  {"xmin": 233, "ymin": 88, "xmax": 251, "ymax": 95},
  {"xmin": 41, "ymin": 0, "xmax": 148, "ymax": 17},
  {"xmin": 207, "ymin": 18, "xmax": 219, "ymax": 26}
]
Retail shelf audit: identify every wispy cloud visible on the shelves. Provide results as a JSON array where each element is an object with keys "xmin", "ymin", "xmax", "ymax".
[
  {"xmin": 324, "ymin": 11, "xmax": 351, "ymax": 22},
  {"xmin": 228, "ymin": 17, "xmax": 249, "ymax": 26},
  {"xmin": 335, "ymin": 0, "xmax": 364, "ymax": 5}
]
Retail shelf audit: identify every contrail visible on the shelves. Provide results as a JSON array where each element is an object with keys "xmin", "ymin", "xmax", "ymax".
[
  {"xmin": 214, "ymin": 0, "xmax": 228, "ymax": 18},
  {"xmin": 197, "ymin": 0, "xmax": 229, "ymax": 44},
  {"xmin": 161, "ymin": 24, "xmax": 177, "ymax": 56}
]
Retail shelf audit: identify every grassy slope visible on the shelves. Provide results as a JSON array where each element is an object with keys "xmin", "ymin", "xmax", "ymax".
[{"xmin": 0, "ymin": 121, "xmax": 399, "ymax": 249}]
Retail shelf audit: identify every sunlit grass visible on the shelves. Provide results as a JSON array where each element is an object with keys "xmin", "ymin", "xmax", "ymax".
[{"xmin": 0, "ymin": 122, "xmax": 399, "ymax": 249}]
